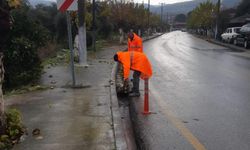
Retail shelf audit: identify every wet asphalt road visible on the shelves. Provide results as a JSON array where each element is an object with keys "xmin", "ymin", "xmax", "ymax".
[{"xmin": 131, "ymin": 31, "xmax": 250, "ymax": 150}]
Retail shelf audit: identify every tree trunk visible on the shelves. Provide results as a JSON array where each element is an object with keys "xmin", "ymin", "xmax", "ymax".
[
  {"xmin": 0, "ymin": 52, "xmax": 5, "ymax": 127},
  {"xmin": 0, "ymin": 4, "xmax": 9, "ymax": 127}
]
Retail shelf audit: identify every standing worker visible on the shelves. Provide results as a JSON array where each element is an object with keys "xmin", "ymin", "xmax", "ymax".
[
  {"xmin": 114, "ymin": 51, "xmax": 152, "ymax": 97},
  {"xmin": 127, "ymin": 32, "xmax": 144, "ymax": 95},
  {"xmin": 127, "ymin": 31, "xmax": 143, "ymax": 53}
]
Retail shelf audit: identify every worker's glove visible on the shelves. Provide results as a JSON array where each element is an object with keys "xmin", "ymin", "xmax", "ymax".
[
  {"xmin": 123, "ymin": 78, "xmax": 129, "ymax": 93},
  {"xmin": 124, "ymin": 78, "xmax": 129, "ymax": 87}
]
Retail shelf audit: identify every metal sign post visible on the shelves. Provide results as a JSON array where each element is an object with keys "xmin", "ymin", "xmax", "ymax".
[
  {"xmin": 57, "ymin": 0, "xmax": 77, "ymax": 86},
  {"xmin": 66, "ymin": 12, "xmax": 76, "ymax": 86}
]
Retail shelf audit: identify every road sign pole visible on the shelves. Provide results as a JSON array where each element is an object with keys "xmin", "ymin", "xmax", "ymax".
[{"xmin": 66, "ymin": 12, "xmax": 76, "ymax": 86}]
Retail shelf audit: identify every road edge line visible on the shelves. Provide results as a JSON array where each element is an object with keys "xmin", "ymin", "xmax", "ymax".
[{"xmin": 151, "ymin": 88, "xmax": 207, "ymax": 150}]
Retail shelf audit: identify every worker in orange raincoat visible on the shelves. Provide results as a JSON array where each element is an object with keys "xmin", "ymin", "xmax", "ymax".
[
  {"xmin": 114, "ymin": 51, "xmax": 152, "ymax": 97},
  {"xmin": 127, "ymin": 32, "xmax": 143, "ymax": 53}
]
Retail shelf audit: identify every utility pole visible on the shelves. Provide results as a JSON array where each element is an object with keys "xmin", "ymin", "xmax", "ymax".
[
  {"xmin": 167, "ymin": 12, "xmax": 169, "ymax": 24},
  {"xmin": 78, "ymin": 0, "xmax": 88, "ymax": 66},
  {"xmin": 215, "ymin": 0, "xmax": 221, "ymax": 40},
  {"xmin": 92, "ymin": 0, "xmax": 96, "ymax": 51},
  {"xmin": 160, "ymin": 3, "xmax": 163, "ymax": 32},
  {"xmin": 147, "ymin": 0, "xmax": 150, "ymax": 38},
  {"xmin": 167, "ymin": 12, "xmax": 169, "ymax": 32}
]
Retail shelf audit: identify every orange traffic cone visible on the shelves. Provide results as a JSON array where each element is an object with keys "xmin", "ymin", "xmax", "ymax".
[{"xmin": 143, "ymin": 78, "xmax": 151, "ymax": 115}]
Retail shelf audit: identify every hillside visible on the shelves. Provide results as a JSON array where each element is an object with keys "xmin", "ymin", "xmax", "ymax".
[
  {"xmin": 29, "ymin": 0, "xmax": 240, "ymax": 14},
  {"xmin": 150, "ymin": 0, "xmax": 241, "ymax": 14}
]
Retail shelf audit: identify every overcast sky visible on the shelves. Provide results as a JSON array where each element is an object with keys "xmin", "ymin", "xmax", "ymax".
[
  {"xmin": 51, "ymin": 0, "xmax": 193, "ymax": 5},
  {"xmin": 134, "ymin": 0, "xmax": 192, "ymax": 5}
]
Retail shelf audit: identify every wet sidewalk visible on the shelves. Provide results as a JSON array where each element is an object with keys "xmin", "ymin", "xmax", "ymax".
[{"xmin": 6, "ymin": 46, "xmax": 127, "ymax": 150}]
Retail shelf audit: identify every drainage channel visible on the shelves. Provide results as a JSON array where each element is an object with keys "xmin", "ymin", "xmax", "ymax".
[
  {"xmin": 117, "ymin": 96, "xmax": 137, "ymax": 150},
  {"xmin": 117, "ymin": 92, "xmax": 147, "ymax": 150},
  {"xmin": 116, "ymin": 63, "xmax": 145, "ymax": 150}
]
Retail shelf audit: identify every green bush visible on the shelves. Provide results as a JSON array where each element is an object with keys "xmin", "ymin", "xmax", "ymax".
[
  {"xmin": 3, "ymin": 4, "xmax": 49, "ymax": 90},
  {"xmin": 0, "ymin": 109, "xmax": 25, "ymax": 150},
  {"xmin": 4, "ymin": 37, "xmax": 42, "ymax": 89},
  {"xmin": 5, "ymin": 109, "xmax": 24, "ymax": 138}
]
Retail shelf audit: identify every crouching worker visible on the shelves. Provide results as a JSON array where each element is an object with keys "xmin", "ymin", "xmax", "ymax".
[{"xmin": 114, "ymin": 51, "xmax": 152, "ymax": 97}]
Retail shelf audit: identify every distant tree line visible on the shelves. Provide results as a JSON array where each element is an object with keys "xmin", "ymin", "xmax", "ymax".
[
  {"xmin": 74, "ymin": 0, "xmax": 162, "ymax": 38},
  {"xmin": 187, "ymin": 1, "xmax": 216, "ymax": 33},
  {"xmin": 186, "ymin": 0, "xmax": 250, "ymax": 37},
  {"xmin": 30, "ymin": 0, "xmax": 162, "ymax": 42}
]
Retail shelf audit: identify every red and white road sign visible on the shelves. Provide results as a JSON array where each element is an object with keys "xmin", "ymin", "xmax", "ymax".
[{"xmin": 57, "ymin": 0, "xmax": 77, "ymax": 12}]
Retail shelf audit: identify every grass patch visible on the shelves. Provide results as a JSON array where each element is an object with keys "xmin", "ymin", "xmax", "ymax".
[
  {"xmin": 87, "ymin": 40, "xmax": 109, "ymax": 51},
  {"xmin": 42, "ymin": 49, "xmax": 71, "ymax": 67},
  {"xmin": 4, "ymin": 85, "xmax": 49, "ymax": 96}
]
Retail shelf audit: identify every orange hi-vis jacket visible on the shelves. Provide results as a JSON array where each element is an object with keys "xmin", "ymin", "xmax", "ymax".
[
  {"xmin": 128, "ymin": 33, "xmax": 143, "ymax": 52},
  {"xmin": 117, "ymin": 51, "xmax": 152, "ymax": 80}
]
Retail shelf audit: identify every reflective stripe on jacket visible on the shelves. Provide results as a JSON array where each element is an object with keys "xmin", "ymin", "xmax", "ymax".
[{"xmin": 128, "ymin": 33, "xmax": 143, "ymax": 52}]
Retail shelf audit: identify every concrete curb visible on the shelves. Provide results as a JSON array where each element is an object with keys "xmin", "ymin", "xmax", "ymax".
[
  {"xmin": 143, "ymin": 33, "xmax": 164, "ymax": 42},
  {"xmin": 192, "ymin": 34, "xmax": 250, "ymax": 60},
  {"xmin": 208, "ymin": 39, "xmax": 247, "ymax": 52},
  {"xmin": 193, "ymin": 34, "xmax": 248, "ymax": 52},
  {"xmin": 110, "ymin": 62, "xmax": 128, "ymax": 150}
]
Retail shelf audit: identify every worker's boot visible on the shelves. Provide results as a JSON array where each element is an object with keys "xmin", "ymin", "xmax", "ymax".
[
  {"xmin": 129, "ymin": 71, "xmax": 140, "ymax": 97},
  {"xmin": 129, "ymin": 91, "xmax": 140, "ymax": 97}
]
